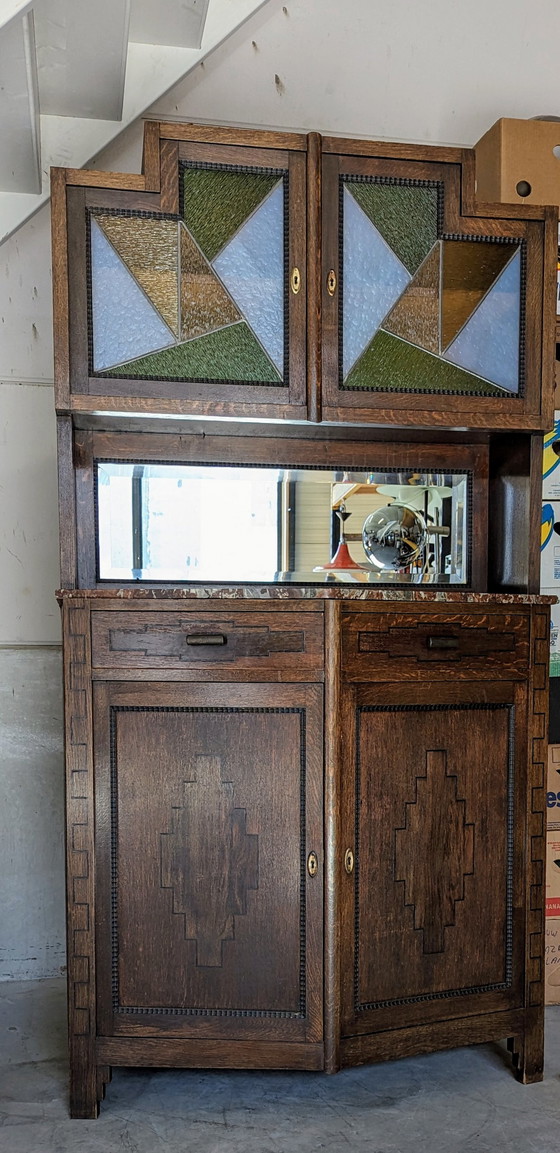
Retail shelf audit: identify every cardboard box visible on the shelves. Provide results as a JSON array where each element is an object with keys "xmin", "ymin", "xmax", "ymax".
[
  {"xmin": 543, "ymin": 416, "xmax": 560, "ymax": 499},
  {"xmin": 541, "ymin": 587, "xmax": 560, "ymax": 677},
  {"xmin": 545, "ymin": 918, "xmax": 560, "ymax": 1003},
  {"xmin": 546, "ymin": 833, "xmax": 560, "ymax": 916},
  {"xmin": 547, "ymin": 745, "xmax": 560, "ymax": 826},
  {"xmin": 475, "ymin": 118, "xmax": 560, "ymax": 207},
  {"xmin": 540, "ymin": 507, "xmax": 560, "ymax": 586}
]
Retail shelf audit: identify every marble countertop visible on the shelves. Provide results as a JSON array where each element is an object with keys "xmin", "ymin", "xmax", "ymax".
[{"xmin": 56, "ymin": 586, "xmax": 557, "ymax": 605}]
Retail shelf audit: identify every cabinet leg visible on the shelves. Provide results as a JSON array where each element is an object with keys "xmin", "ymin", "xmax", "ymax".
[
  {"xmin": 97, "ymin": 1065, "xmax": 112, "ymax": 1102},
  {"xmin": 508, "ymin": 1013, "xmax": 544, "ymax": 1084},
  {"xmin": 69, "ymin": 1040, "xmax": 101, "ymax": 1119}
]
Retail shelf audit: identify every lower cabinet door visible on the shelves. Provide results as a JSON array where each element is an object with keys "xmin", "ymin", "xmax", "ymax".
[
  {"xmin": 93, "ymin": 680, "xmax": 323, "ymax": 1045},
  {"xmin": 340, "ymin": 678, "xmax": 528, "ymax": 1040}
]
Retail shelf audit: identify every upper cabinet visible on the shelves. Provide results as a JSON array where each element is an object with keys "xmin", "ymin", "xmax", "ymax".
[{"xmin": 52, "ymin": 123, "xmax": 556, "ymax": 431}]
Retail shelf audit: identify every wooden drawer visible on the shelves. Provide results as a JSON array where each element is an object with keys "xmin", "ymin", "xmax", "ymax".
[
  {"xmin": 91, "ymin": 608, "xmax": 324, "ymax": 674},
  {"xmin": 341, "ymin": 609, "xmax": 530, "ymax": 681}
]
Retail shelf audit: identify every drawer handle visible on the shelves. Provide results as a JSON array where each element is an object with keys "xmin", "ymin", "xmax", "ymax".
[
  {"xmin": 186, "ymin": 634, "xmax": 227, "ymax": 646},
  {"xmin": 427, "ymin": 635, "xmax": 459, "ymax": 650}
]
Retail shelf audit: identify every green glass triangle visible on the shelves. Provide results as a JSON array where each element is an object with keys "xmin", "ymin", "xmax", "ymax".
[
  {"xmin": 348, "ymin": 182, "xmax": 438, "ymax": 275},
  {"xmin": 343, "ymin": 328, "xmax": 508, "ymax": 397},
  {"xmin": 103, "ymin": 322, "xmax": 283, "ymax": 384},
  {"xmin": 183, "ymin": 167, "xmax": 279, "ymax": 261}
]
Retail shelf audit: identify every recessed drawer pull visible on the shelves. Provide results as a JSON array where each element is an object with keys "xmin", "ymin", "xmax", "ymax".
[
  {"xmin": 186, "ymin": 634, "xmax": 228, "ymax": 646},
  {"xmin": 427, "ymin": 635, "xmax": 459, "ymax": 650}
]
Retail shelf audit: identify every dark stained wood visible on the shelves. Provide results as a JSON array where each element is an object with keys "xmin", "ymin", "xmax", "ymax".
[
  {"xmin": 158, "ymin": 139, "xmax": 179, "ymax": 213},
  {"xmin": 340, "ymin": 1008, "xmax": 529, "ymax": 1067},
  {"xmin": 324, "ymin": 600, "xmax": 341, "ymax": 1073},
  {"xmin": 341, "ymin": 608, "xmax": 530, "ymax": 681},
  {"xmin": 64, "ymin": 169, "xmax": 147, "ymax": 190},
  {"xmin": 91, "ymin": 608, "xmax": 324, "ymax": 673},
  {"xmin": 159, "ymin": 121, "xmax": 307, "ymax": 151},
  {"xmin": 339, "ymin": 673, "xmax": 528, "ymax": 1038},
  {"xmin": 97, "ymin": 1037, "xmax": 324, "ymax": 1069},
  {"xmin": 50, "ymin": 168, "xmax": 71, "ymax": 410},
  {"xmin": 141, "ymin": 120, "xmax": 161, "ymax": 192},
  {"xmin": 56, "ymin": 415, "xmax": 77, "ymax": 588},
  {"xmin": 93, "ymin": 678, "xmax": 323, "ymax": 1044},
  {"xmin": 306, "ymin": 132, "xmax": 322, "ymax": 423}
]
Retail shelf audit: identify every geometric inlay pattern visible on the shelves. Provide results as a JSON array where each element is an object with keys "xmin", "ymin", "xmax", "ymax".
[
  {"xmin": 160, "ymin": 754, "xmax": 258, "ymax": 967},
  {"xmin": 394, "ymin": 749, "xmax": 475, "ymax": 953},
  {"xmin": 89, "ymin": 162, "xmax": 287, "ymax": 386},
  {"xmin": 340, "ymin": 176, "xmax": 523, "ymax": 397}
]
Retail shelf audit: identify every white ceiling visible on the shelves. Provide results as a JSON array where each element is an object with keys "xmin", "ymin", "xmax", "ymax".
[{"xmin": 0, "ymin": 0, "xmax": 270, "ymax": 243}]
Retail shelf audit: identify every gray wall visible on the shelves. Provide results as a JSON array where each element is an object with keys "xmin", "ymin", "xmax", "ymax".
[{"xmin": 2, "ymin": 0, "xmax": 560, "ymax": 980}]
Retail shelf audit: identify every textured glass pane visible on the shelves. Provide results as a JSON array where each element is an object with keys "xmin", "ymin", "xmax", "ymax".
[
  {"xmin": 183, "ymin": 166, "xmax": 278, "ymax": 261},
  {"xmin": 180, "ymin": 223, "xmax": 241, "ymax": 341},
  {"xmin": 348, "ymin": 181, "xmax": 439, "ymax": 274},
  {"xmin": 441, "ymin": 240, "xmax": 516, "ymax": 351},
  {"xmin": 384, "ymin": 242, "xmax": 441, "ymax": 354},
  {"xmin": 97, "ymin": 214, "xmax": 179, "ymax": 336},
  {"xmin": 104, "ymin": 321, "xmax": 282, "ymax": 383},
  {"xmin": 342, "ymin": 187, "xmax": 410, "ymax": 377},
  {"xmin": 443, "ymin": 249, "xmax": 521, "ymax": 393},
  {"xmin": 90, "ymin": 219, "xmax": 174, "ymax": 372},
  {"xmin": 344, "ymin": 328, "xmax": 508, "ymax": 397},
  {"xmin": 213, "ymin": 182, "xmax": 284, "ymax": 375}
]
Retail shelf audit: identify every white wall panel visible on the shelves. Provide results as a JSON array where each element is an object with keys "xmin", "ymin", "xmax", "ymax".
[
  {"xmin": 150, "ymin": 0, "xmax": 560, "ymax": 147},
  {"xmin": 0, "ymin": 382, "xmax": 60, "ymax": 645},
  {"xmin": 0, "ymin": 648, "xmax": 65, "ymax": 981},
  {"xmin": 0, "ymin": 202, "xmax": 53, "ymax": 383}
]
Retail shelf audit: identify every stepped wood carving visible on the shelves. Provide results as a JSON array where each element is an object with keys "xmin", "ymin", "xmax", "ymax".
[{"xmin": 394, "ymin": 749, "xmax": 475, "ymax": 953}]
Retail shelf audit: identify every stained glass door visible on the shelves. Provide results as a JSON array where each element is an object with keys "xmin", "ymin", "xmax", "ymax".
[
  {"xmin": 321, "ymin": 149, "xmax": 546, "ymax": 430},
  {"xmin": 68, "ymin": 135, "xmax": 307, "ymax": 418}
]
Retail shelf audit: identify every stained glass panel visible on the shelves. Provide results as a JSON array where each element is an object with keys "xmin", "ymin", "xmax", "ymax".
[
  {"xmin": 443, "ymin": 249, "xmax": 521, "ymax": 393},
  {"xmin": 342, "ymin": 187, "xmax": 410, "ymax": 377},
  {"xmin": 182, "ymin": 166, "xmax": 279, "ymax": 261},
  {"xmin": 96, "ymin": 214, "xmax": 179, "ymax": 336},
  {"xmin": 180, "ymin": 223, "xmax": 241, "ymax": 342},
  {"xmin": 90, "ymin": 219, "xmax": 174, "ymax": 372},
  {"xmin": 213, "ymin": 182, "xmax": 284, "ymax": 375},
  {"xmin": 384, "ymin": 242, "xmax": 441, "ymax": 354},
  {"xmin": 441, "ymin": 240, "xmax": 516, "ymax": 351},
  {"xmin": 103, "ymin": 321, "xmax": 282, "ymax": 383},
  {"xmin": 347, "ymin": 181, "xmax": 439, "ymax": 274},
  {"xmin": 344, "ymin": 328, "xmax": 508, "ymax": 397}
]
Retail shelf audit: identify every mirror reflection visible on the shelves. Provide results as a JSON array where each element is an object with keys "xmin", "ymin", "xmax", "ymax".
[{"xmin": 96, "ymin": 462, "xmax": 469, "ymax": 585}]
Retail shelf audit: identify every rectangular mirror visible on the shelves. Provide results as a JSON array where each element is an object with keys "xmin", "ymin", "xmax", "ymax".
[{"xmin": 96, "ymin": 461, "xmax": 470, "ymax": 585}]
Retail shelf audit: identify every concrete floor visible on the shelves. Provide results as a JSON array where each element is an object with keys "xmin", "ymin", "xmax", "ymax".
[{"xmin": 3, "ymin": 980, "xmax": 560, "ymax": 1152}]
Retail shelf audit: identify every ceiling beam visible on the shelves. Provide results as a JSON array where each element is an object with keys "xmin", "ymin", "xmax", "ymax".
[
  {"xmin": 0, "ymin": 9, "xmax": 40, "ymax": 193},
  {"xmin": 34, "ymin": 0, "xmax": 131, "ymax": 121},
  {"xmin": 130, "ymin": 0, "xmax": 210, "ymax": 50}
]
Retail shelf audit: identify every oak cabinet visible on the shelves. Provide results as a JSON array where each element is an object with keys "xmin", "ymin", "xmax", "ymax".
[
  {"xmin": 61, "ymin": 594, "xmax": 549, "ymax": 1117},
  {"xmin": 52, "ymin": 122, "xmax": 556, "ymax": 430}
]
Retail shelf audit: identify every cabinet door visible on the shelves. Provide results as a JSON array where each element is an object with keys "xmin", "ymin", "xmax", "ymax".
[
  {"xmin": 321, "ymin": 143, "xmax": 553, "ymax": 431},
  {"xmin": 94, "ymin": 680, "xmax": 323, "ymax": 1045},
  {"xmin": 339, "ymin": 678, "xmax": 528, "ymax": 1041},
  {"xmin": 63, "ymin": 130, "xmax": 308, "ymax": 419}
]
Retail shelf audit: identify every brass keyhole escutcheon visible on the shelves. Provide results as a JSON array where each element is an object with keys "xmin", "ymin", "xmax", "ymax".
[
  {"xmin": 307, "ymin": 851, "xmax": 318, "ymax": 877},
  {"xmin": 344, "ymin": 848, "xmax": 354, "ymax": 875},
  {"xmin": 327, "ymin": 269, "xmax": 337, "ymax": 296},
  {"xmin": 291, "ymin": 267, "xmax": 301, "ymax": 294}
]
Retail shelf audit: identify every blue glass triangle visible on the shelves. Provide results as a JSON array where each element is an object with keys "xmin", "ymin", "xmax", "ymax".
[
  {"xmin": 442, "ymin": 248, "xmax": 521, "ymax": 393},
  {"xmin": 90, "ymin": 218, "xmax": 175, "ymax": 372},
  {"xmin": 212, "ymin": 182, "xmax": 284, "ymax": 375},
  {"xmin": 342, "ymin": 186, "xmax": 410, "ymax": 377}
]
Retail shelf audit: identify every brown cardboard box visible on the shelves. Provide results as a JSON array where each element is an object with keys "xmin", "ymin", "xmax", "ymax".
[
  {"xmin": 547, "ymin": 744, "xmax": 560, "ymax": 826},
  {"xmin": 475, "ymin": 118, "xmax": 560, "ymax": 207},
  {"xmin": 545, "ymin": 918, "xmax": 560, "ymax": 1003},
  {"xmin": 546, "ymin": 833, "xmax": 560, "ymax": 917}
]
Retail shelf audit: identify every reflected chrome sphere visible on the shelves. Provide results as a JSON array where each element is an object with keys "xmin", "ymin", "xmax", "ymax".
[{"xmin": 362, "ymin": 503, "xmax": 427, "ymax": 570}]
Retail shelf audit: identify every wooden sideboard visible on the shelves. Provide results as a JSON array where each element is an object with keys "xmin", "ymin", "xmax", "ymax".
[
  {"xmin": 59, "ymin": 589, "xmax": 550, "ymax": 1117},
  {"xmin": 51, "ymin": 119, "xmax": 555, "ymax": 1116}
]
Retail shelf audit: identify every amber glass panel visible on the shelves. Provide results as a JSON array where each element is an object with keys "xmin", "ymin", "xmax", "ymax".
[
  {"xmin": 96, "ymin": 214, "xmax": 179, "ymax": 336},
  {"xmin": 384, "ymin": 243, "xmax": 441, "ymax": 355},
  {"xmin": 441, "ymin": 240, "xmax": 516, "ymax": 351},
  {"xmin": 180, "ymin": 223, "xmax": 241, "ymax": 342}
]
